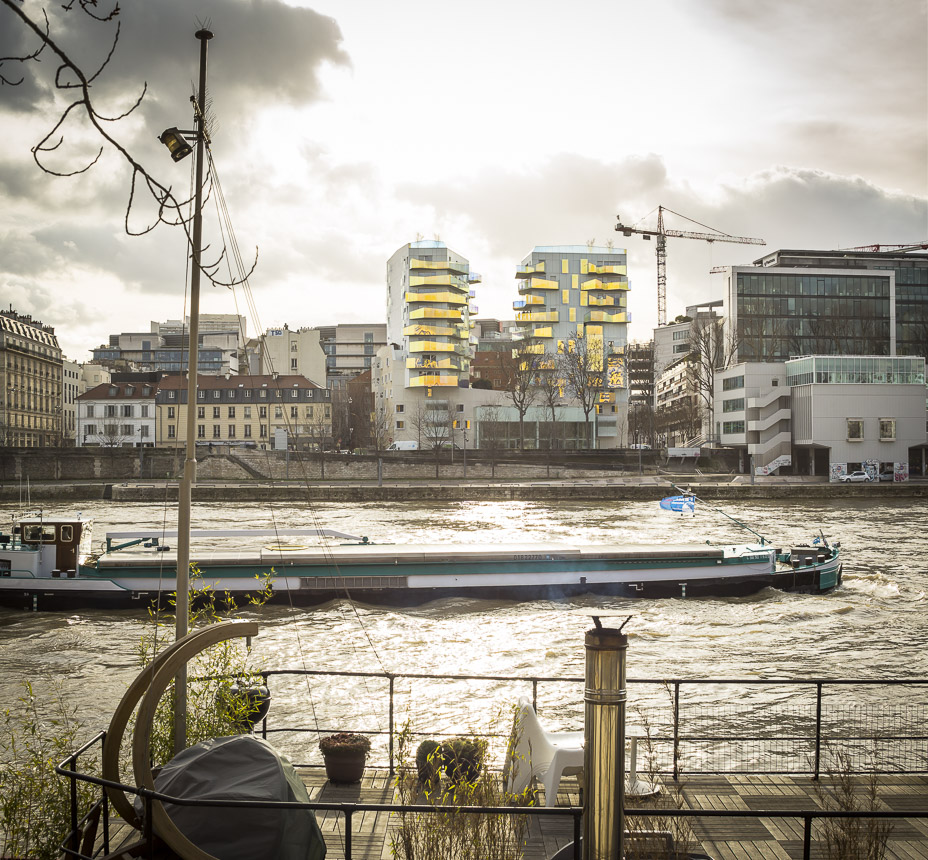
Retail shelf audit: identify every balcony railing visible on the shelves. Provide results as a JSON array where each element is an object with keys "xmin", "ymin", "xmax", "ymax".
[
  {"xmin": 404, "ymin": 291, "xmax": 467, "ymax": 305},
  {"xmin": 408, "ymin": 274, "xmax": 468, "ymax": 289},
  {"xmin": 585, "ymin": 310, "xmax": 628, "ymax": 323},
  {"xmin": 515, "ymin": 310, "xmax": 559, "ymax": 322},
  {"xmin": 580, "ymin": 278, "xmax": 630, "ymax": 292},
  {"xmin": 408, "ymin": 308, "xmax": 463, "ymax": 321},
  {"xmin": 517, "ymin": 277, "xmax": 559, "ymax": 292},
  {"xmin": 409, "ymin": 258, "xmax": 467, "ymax": 275},
  {"xmin": 408, "ymin": 375, "xmax": 460, "ymax": 387},
  {"xmin": 515, "ymin": 261, "xmax": 546, "ymax": 277}
]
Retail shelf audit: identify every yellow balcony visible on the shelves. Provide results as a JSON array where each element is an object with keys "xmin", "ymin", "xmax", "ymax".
[
  {"xmin": 409, "ymin": 274, "xmax": 468, "ymax": 289},
  {"xmin": 519, "ymin": 342, "xmax": 545, "ymax": 354},
  {"xmin": 409, "ymin": 375, "xmax": 460, "ymax": 387},
  {"xmin": 405, "ymin": 291, "xmax": 468, "ymax": 305},
  {"xmin": 403, "ymin": 323, "xmax": 465, "ymax": 338},
  {"xmin": 515, "ymin": 310, "xmax": 559, "ymax": 322},
  {"xmin": 409, "ymin": 307, "xmax": 463, "ymax": 320},
  {"xmin": 588, "ymin": 263, "xmax": 627, "ymax": 275},
  {"xmin": 580, "ymin": 278, "xmax": 630, "ymax": 291},
  {"xmin": 587, "ymin": 295, "xmax": 618, "ymax": 307},
  {"xmin": 513, "ymin": 295, "xmax": 545, "ymax": 309},
  {"xmin": 585, "ymin": 311, "xmax": 628, "ymax": 323},
  {"xmin": 532, "ymin": 326, "xmax": 554, "ymax": 338},
  {"xmin": 515, "ymin": 261, "xmax": 545, "ymax": 278},
  {"xmin": 406, "ymin": 356, "xmax": 463, "ymax": 370},
  {"xmin": 518, "ymin": 277, "xmax": 559, "ymax": 293},
  {"xmin": 410, "ymin": 258, "xmax": 467, "ymax": 275}
]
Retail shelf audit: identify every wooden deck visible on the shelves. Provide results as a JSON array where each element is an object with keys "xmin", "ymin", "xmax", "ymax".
[
  {"xmin": 305, "ymin": 768, "xmax": 928, "ymax": 860},
  {"xmin": 101, "ymin": 768, "xmax": 928, "ymax": 859}
]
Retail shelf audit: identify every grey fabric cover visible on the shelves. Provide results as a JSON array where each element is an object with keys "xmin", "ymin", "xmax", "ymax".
[{"xmin": 149, "ymin": 734, "xmax": 326, "ymax": 860}]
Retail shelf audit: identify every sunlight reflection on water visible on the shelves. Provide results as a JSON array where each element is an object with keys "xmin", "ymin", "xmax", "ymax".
[{"xmin": 1, "ymin": 497, "xmax": 926, "ymax": 764}]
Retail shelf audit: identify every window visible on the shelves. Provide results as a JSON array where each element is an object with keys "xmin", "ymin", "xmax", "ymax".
[
  {"xmin": 291, "ymin": 390, "xmax": 298, "ymax": 398},
  {"xmin": 274, "ymin": 407, "xmax": 282, "ymax": 418},
  {"xmin": 122, "ymin": 404, "xmax": 133, "ymax": 417},
  {"xmin": 168, "ymin": 425, "xmax": 176, "ymax": 439},
  {"xmin": 213, "ymin": 406, "xmax": 221, "ymax": 418},
  {"xmin": 396, "ymin": 420, "xmax": 405, "ymax": 430},
  {"xmin": 197, "ymin": 391, "xmax": 205, "ymax": 400},
  {"xmin": 228, "ymin": 407, "xmax": 236, "ymax": 418},
  {"xmin": 228, "ymin": 425, "xmax": 236, "ymax": 438},
  {"xmin": 291, "ymin": 342, "xmax": 298, "ymax": 352},
  {"xmin": 85, "ymin": 424, "xmax": 96, "ymax": 436},
  {"xmin": 456, "ymin": 403, "xmax": 464, "ymax": 412},
  {"xmin": 105, "ymin": 404, "xmax": 116, "ymax": 418},
  {"xmin": 61, "ymin": 525, "xmax": 73, "ymax": 542},
  {"xmin": 213, "ymin": 425, "xmax": 221, "ymax": 438},
  {"xmin": 168, "ymin": 406, "xmax": 175, "ymax": 419},
  {"xmin": 244, "ymin": 390, "xmax": 252, "ymax": 399},
  {"xmin": 85, "ymin": 405, "xmax": 95, "ymax": 417},
  {"xmin": 396, "ymin": 404, "xmax": 404, "ymax": 413},
  {"xmin": 291, "ymin": 358, "xmax": 298, "ymax": 370},
  {"xmin": 722, "ymin": 421, "xmax": 745, "ymax": 434},
  {"xmin": 259, "ymin": 406, "xmax": 267, "ymax": 418},
  {"xmin": 140, "ymin": 426, "xmax": 149, "ymax": 438},
  {"xmin": 291, "ymin": 406, "xmax": 298, "ymax": 418},
  {"xmin": 197, "ymin": 425, "xmax": 205, "ymax": 438},
  {"xmin": 847, "ymin": 418, "xmax": 864, "ymax": 441},
  {"xmin": 168, "ymin": 391, "xmax": 176, "ymax": 400},
  {"xmin": 722, "ymin": 398, "xmax": 745, "ymax": 413},
  {"xmin": 244, "ymin": 425, "xmax": 252, "ymax": 437},
  {"xmin": 259, "ymin": 389, "xmax": 268, "ymax": 399},
  {"xmin": 213, "ymin": 391, "xmax": 221, "ymax": 399},
  {"xmin": 723, "ymin": 375, "xmax": 744, "ymax": 391},
  {"xmin": 141, "ymin": 405, "xmax": 149, "ymax": 417},
  {"xmin": 260, "ymin": 425, "xmax": 267, "ymax": 437},
  {"xmin": 198, "ymin": 406, "xmax": 205, "ymax": 419},
  {"xmin": 879, "ymin": 418, "xmax": 895, "ymax": 441},
  {"xmin": 121, "ymin": 424, "xmax": 133, "ymax": 436}
]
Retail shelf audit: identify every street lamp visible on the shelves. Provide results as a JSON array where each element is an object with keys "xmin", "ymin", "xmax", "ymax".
[{"xmin": 158, "ymin": 127, "xmax": 193, "ymax": 162}]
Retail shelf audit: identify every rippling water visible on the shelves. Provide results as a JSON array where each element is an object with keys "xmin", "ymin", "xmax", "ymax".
[{"xmin": 1, "ymin": 497, "xmax": 926, "ymax": 759}]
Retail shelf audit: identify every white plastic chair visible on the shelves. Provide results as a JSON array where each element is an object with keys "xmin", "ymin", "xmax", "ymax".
[{"xmin": 505, "ymin": 696, "xmax": 584, "ymax": 807}]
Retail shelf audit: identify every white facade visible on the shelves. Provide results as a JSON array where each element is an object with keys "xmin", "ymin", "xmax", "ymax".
[
  {"xmin": 715, "ymin": 356, "xmax": 927, "ymax": 478},
  {"xmin": 62, "ymin": 359, "xmax": 81, "ymax": 443},
  {"xmin": 76, "ymin": 381, "xmax": 156, "ymax": 447},
  {"xmin": 253, "ymin": 326, "xmax": 327, "ymax": 387}
]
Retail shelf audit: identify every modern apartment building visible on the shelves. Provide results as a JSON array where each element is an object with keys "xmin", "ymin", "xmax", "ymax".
[
  {"xmin": 0, "ymin": 309, "xmax": 63, "ymax": 447},
  {"xmin": 318, "ymin": 324, "xmax": 387, "ymax": 390},
  {"xmin": 513, "ymin": 245, "xmax": 631, "ymax": 447},
  {"xmin": 251, "ymin": 325, "xmax": 327, "ymax": 386},
  {"xmin": 154, "ymin": 374, "xmax": 331, "ymax": 450},
  {"xmin": 386, "ymin": 240, "xmax": 478, "ymax": 392}
]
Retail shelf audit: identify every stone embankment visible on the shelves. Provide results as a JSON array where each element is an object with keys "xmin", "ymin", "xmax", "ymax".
[{"xmin": 1, "ymin": 448, "xmax": 925, "ymax": 502}]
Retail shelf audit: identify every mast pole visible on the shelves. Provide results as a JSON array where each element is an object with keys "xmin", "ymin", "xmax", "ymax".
[{"xmin": 174, "ymin": 26, "xmax": 213, "ymax": 756}]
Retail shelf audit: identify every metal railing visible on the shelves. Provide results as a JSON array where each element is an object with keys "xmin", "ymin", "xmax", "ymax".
[
  {"xmin": 55, "ymin": 734, "xmax": 925, "ymax": 860},
  {"xmin": 255, "ymin": 669, "xmax": 928, "ymax": 779}
]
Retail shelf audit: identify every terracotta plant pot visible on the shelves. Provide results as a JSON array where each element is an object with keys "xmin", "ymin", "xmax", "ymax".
[{"xmin": 322, "ymin": 748, "xmax": 367, "ymax": 783}]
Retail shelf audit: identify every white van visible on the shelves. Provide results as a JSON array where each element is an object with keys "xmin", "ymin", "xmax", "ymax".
[{"xmin": 387, "ymin": 441, "xmax": 419, "ymax": 451}]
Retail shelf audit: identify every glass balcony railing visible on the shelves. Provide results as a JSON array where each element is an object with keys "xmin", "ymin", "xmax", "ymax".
[
  {"xmin": 584, "ymin": 310, "xmax": 628, "ymax": 323},
  {"xmin": 468, "ymin": 271, "xmax": 482, "ymax": 284},
  {"xmin": 518, "ymin": 277, "xmax": 559, "ymax": 293},
  {"xmin": 403, "ymin": 323, "xmax": 459, "ymax": 337},
  {"xmin": 409, "ymin": 375, "xmax": 459, "ymax": 387},
  {"xmin": 580, "ymin": 278, "xmax": 630, "ymax": 291},
  {"xmin": 515, "ymin": 310, "xmax": 559, "ymax": 322},
  {"xmin": 409, "ymin": 274, "xmax": 468, "ymax": 289},
  {"xmin": 587, "ymin": 295, "xmax": 620, "ymax": 307},
  {"xmin": 406, "ymin": 357, "xmax": 463, "ymax": 370},
  {"xmin": 512, "ymin": 295, "xmax": 545, "ymax": 309},
  {"xmin": 408, "ymin": 308, "xmax": 463, "ymax": 320},
  {"xmin": 588, "ymin": 263, "xmax": 627, "ymax": 275},
  {"xmin": 410, "ymin": 258, "xmax": 467, "ymax": 275},
  {"xmin": 408, "ymin": 341, "xmax": 470, "ymax": 355},
  {"xmin": 404, "ymin": 291, "xmax": 468, "ymax": 305},
  {"xmin": 515, "ymin": 261, "xmax": 545, "ymax": 277}
]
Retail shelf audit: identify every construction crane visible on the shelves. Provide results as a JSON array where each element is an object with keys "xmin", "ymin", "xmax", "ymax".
[
  {"xmin": 615, "ymin": 205, "xmax": 764, "ymax": 326},
  {"xmin": 839, "ymin": 243, "xmax": 928, "ymax": 253}
]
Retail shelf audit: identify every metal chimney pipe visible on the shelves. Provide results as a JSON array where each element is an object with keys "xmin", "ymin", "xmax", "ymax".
[{"xmin": 583, "ymin": 615, "xmax": 629, "ymax": 860}]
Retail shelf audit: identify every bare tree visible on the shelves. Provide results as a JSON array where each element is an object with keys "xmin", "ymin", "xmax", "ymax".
[
  {"xmin": 1, "ymin": 0, "xmax": 256, "ymax": 286},
  {"xmin": 422, "ymin": 401, "xmax": 454, "ymax": 478},
  {"xmin": 686, "ymin": 315, "xmax": 738, "ymax": 441},
  {"xmin": 558, "ymin": 337, "xmax": 600, "ymax": 448},
  {"xmin": 537, "ymin": 352, "xmax": 563, "ymax": 450},
  {"xmin": 499, "ymin": 340, "xmax": 540, "ymax": 450},
  {"xmin": 476, "ymin": 403, "xmax": 505, "ymax": 478},
  {"xmin": 369, "ymin": 404, "xmax": 391, "ymax": 453}
]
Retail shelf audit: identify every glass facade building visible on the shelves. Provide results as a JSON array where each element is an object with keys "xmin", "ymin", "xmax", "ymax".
[
  {"xmin": 734, "ymin": 270, "xmax": 892, "ymax": 360},
  {"xmin": 785, "ymin": 356, "xmax": 926, "ymax": 387}
]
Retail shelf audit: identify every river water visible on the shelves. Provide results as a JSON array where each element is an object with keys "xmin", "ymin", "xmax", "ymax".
[{"xmin": 1, "ymin": 497, "xmax": 926, "ymax": 768}]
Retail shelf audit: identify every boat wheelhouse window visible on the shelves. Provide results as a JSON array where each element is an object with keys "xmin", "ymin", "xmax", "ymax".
[
  {"xmin": 23, "ymin": 524, "xmax": 56, "ymax": 543},
  {"xmin": 60, "ymin": 525, "xmax": 73, "ymax": 542}
]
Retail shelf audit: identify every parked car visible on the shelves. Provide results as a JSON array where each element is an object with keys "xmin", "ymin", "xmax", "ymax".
[
  {"xmin": 878, "ymin": 471, "xmax": 895, "ymax": 482},
  {"xmin": 840, "ymin": 470, "xmax": 872, "ymax": 483}
]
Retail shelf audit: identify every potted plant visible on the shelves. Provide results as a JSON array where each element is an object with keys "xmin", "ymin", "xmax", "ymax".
[{"xmin": 318, "ymin": 732, "xmax": 371, "ymax": 783}]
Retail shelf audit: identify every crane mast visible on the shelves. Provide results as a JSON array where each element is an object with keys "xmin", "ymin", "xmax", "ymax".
[{"xmin": 615, "ymin": 205, "xmax": 764, "ymax": 326}]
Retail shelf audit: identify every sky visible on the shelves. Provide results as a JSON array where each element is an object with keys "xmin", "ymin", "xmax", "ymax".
[{"xmin": 1, "ymin": 0, "xmax": 926, "ymax": 363}]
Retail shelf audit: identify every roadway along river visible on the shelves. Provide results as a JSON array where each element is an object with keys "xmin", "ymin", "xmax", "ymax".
[{"xmin": 1, "ymin": 497, "xmax": 926, "ymax": 764}]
